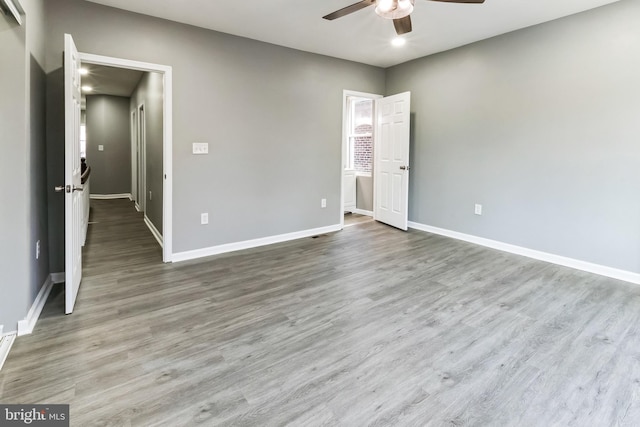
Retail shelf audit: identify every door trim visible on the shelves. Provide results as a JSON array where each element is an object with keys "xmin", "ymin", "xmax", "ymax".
[
  {"xmin": 137, "ymin": 103, "xmax": 146, "ymax": 213},
  {"xmin": 78, "ymin": 52, "xmax": 174, "ymax": 262},
  {"xmin": 130, "ymin": 109, "xmax": 138, "ymax": 206},
  {"xmin": 340, "ymin": 90, "xmax": 382, "ymax": 229}
]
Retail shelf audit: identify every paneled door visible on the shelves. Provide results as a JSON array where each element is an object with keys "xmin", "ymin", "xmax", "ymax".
[
  {"xmin": 63, "ymin": 33, "xmax": 84, "ymax": 314},
  {"xmin": 374, "ymin": 92, "xmax": 411, "ymax": 230}
]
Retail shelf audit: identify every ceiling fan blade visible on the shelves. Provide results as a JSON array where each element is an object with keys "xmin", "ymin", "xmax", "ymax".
[
  {"xmin": 323, "ymin": 0, "xmax": 376, "ymax": 20},
  {"xmin": 393, "ymin": 16, "xmax": 412, "ymax": 35},
  {"xmin": 429, "ymin": 0, "xmax": 485, "ymax": 3}
]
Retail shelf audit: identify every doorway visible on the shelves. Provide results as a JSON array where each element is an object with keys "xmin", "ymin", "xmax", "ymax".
[
  {"xmin": 341, "ymin": 90, "xmax": 381, "ymax": 229},
  {"xmin": 340, "ymin": 90, "xmax": 412, "ymax": 231},
  {"xmin": 78, "ymin": 51, "xmax": 173, "ymax": 262}
]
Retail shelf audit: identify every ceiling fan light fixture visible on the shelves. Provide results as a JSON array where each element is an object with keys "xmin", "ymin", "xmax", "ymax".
[
  {"xmin": 375, "ymin": 0, "xmax": 414, "ymax": 20},
  {"xmin": 391, "ymin": 37, "xmax": 407, "ymax": 47}
]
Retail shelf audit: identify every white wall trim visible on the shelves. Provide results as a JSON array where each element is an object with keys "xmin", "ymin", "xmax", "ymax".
[
  {"xmin": 353, "ymin": 209, "xmax": 374, "ymax": 217},
  {"xmin": 0, "ymin": 333, "xmax": 16, "ymax": 372},
  {"xmin": 137, "ymin": 102, "xmax": 147, "ymax": 214},
  {"xmin": 15, "ymin": 273, "xmax": 63, "ymax": 337},
  {"xmin": 355, "ymin": 171, "xmax": 372, "ymax": 178},
  {"xmin": 163, "ymin": 67, "xmax": 173, "ymax": 263},
  {"xmin": 90, "ymin": 193, "xmax": 132, "ymax": 200},
  {"xmin": 130, "ymin": 109, "xmax": 138, "ymax": 205},
  {"xmin": 144, "ymin": 215, "xmax": 163, "ymax": 248},
  {"xmin": 408, "ymin": 221, "xmax": 640, "ymax": 285},
  {"xmin": 173, "ymin": 224, "xmax": 342, "ymax": 263},
  {"xmin": 78, "ymin": 52, "xmax": 173, "ymax": 263}
]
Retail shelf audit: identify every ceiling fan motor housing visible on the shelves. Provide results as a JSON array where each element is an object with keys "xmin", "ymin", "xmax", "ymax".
[{"xmin": 375, "ymin": 0, "xmax": 415, "ymax": 19}]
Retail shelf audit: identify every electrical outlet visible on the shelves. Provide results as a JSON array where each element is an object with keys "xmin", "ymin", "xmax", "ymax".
[
  {"xmin": 475, "ymin": 204, "xmax": 483, "ymax": 215},
  {"xmin": 321, "ymin": 198, "xmax": 327, "ymax": 208},
  {"xmin": 201, "ymin": 213, "xmax": 209, "ymax": 225},
  {"xmin": 98, "ymin": 145, "xmax": 104, "ymax": 151},
  {"xmin": 192, "ymin": 142, "xmax": 209, "ymax": 155},
  {"xmin": 36, "ymin": 240, "xmax": 40, "ymax": 260}
]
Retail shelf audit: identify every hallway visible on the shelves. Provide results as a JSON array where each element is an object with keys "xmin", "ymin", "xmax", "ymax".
[
  {"xmin": 0, "ymin": 199, "xmax": 170, "ymax": 417},
  {"xmin": 84, "ymin": 199, "xmax": 163, "ymax": 276}
]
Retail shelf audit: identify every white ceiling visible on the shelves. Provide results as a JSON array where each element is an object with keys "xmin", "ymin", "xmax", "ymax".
[
  {"xmin": 82, "ymin": 63, "xmax": 143, "ymax": 97},
  {"xmin": 85, "ymin": 0, "xmax": 622, "ymax": 68}
]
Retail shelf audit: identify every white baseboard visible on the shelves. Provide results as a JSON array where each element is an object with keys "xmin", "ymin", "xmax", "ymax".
[
  {"xmin": 408, "ymin": 221, "xmax": 640, "ymax": 285},
  {"xmin": 353, "ymin": 209, "xmax": 373, "ymax": 217},
  {"xmin": 17, "ymin": 273, "xmax": 63, "ymax": 337},
  {"xmin": 90, "ymin": 193, "xmax": 132, "ymax": 200},
  {"xmin": 134, "ymin": 203, "xmax": 141, "ymax": 212},
  {"xmin": 173, "ymin": 224, "xmax": 342, "ymax": 263},
  {"xmin": 144, "ymin": 215, "xmax": 163, "ymax": 248},
  {"xmin": 0, "ymin": 333, "xmax": 16, "ymax": 372},
  {"xmin": 1, "ymin": 273, "xmax": 63, "ymax": 369}
]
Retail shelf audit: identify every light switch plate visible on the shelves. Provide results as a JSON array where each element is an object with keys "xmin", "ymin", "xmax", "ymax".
[
  {"xmin": 192, "ymin": 142, "xmax": 209, "ymax": 155},
  {"xmin": 98, "ymin": 145, "xmax": 104, "ymax": 151}
]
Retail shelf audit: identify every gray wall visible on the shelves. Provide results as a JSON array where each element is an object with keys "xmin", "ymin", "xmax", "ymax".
[
  {"xmin": 86, "ymin": 95, "xmax": 132, "ymax": 195},
  {"xmin": 356, "ymin": 176, "xmax": 373, "ymax": 212},
  {"xmin": 130, "ymin": 72, "xmax": 164, "ymax": 233},
  {"xmin": 44, "ymin": 0, "xmax": 385, "ymax": 266},
  {"xmin": 28, "ymin": 53, "xmax": 50, "ymax": 313},
  {"xmin": 0, "ymin": 0, "xmax": 49, "ymax": 331},
  {"xmin": 386, "ymin": 0, "xmax": 640, "ymax": 273}
]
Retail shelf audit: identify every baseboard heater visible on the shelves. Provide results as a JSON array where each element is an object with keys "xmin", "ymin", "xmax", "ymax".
[{"xmin": 0, "ymin": 0, "xmax": 22, "ymax": 25}]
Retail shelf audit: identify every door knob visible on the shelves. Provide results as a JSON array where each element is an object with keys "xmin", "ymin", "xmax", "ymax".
[
  {"xmin": 400, "ymin": 165, "xmax": 411, "ymax": 171},
  {"xmin": 55, "ymin": 185, "xmax": 83, "ymax": 193}
]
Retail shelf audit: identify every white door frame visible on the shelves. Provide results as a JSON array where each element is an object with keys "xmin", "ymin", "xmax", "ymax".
[
  {"xmin": 340, "ymin": 90, "xmax": 382, "ymax": 229},
  {"xmin": 137, "ymin": 102, "xmax": 146, "ymax": 213},
  {"xmin": 130, "ymin": 109, "xmax": 138, "ymax": 208},
  {"xmin": 78, "ymin": 52, "xmax": 173, "ymax": 262}
]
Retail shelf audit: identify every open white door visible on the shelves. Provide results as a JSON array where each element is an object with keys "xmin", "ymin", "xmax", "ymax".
[
  {"xmin": 374, "ymin": 91, "xmax": 411, "ymax": 230},
  {"xmin": 64, "ymin": 33, "xmax": 83, "ymax": 314}
]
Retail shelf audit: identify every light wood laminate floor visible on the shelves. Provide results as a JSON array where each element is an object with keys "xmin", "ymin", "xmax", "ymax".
[
  {"xmin": 344, "ymin": 213, "xmax": 373, "ymax": 227},
  {"xmin": 2, "ymin": 199, "xmax": 640, "ymax": 426}
]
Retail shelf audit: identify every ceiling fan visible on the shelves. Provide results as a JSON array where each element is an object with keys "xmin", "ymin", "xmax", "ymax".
[{"xmin": 323, "ymin": 0, "xmax": 485, "ymax": 36}]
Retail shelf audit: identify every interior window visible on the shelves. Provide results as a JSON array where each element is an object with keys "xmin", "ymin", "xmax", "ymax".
[{"xmin": 347, "ymin": 97, "xmax": 373, "ymax": 173}]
